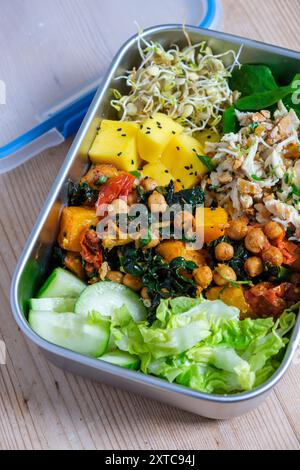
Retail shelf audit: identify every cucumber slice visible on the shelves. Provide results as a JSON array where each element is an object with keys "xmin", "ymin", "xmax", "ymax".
[
  {"xmin": 100, "ymin": 350, "xmax": 140, "ymax": 370},
  {"xmin": 75, "ymin": 281, "xmax": 147, "ymax": 322},
  {"xmin": 29, "ymin": 297, "xmax": 76, "ymax": 312},
  {"xmin": 29, "ymin": 310, "xmax": 110, "ymax": 357},
  {"xmin": 37, "ymin": 268, "xmax": 86, "ymax": 298}
]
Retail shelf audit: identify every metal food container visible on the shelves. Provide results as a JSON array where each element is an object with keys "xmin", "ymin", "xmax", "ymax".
[{"xmin": 10, "ymin": 25, "xmax": 300, "ymax": 419}]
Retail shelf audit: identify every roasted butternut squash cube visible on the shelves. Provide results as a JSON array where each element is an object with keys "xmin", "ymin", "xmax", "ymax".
[
  {"xmin": 195, "ymin": 207, "xmax": 228, "ymax": 243},
  {"xmin": 58, "ymin": 206, "xmax": 98, "ymax": 252},
  {"xmin": 161, "ymin": 133, "xmax": 207, "ymax": 189},
  {"xmin": 156, "ymin": 240, "xmax": 205, "ymax": 266},
  {"xmin": 206, "ymin": 286, "xmax": 251, "ymax": 318},
  {"xmin": 89, "ymin": 120, "xmax": 140, "ymax": 171},
  {"xmin": 137, "ymin": 113, "xmax": 183, "ymax": 163},
  {"xmin": 64, "ymin": 252, "xmax": 86, "ymax": 279},
  {"xmin": 142, "ymin": 161, "xmax": 174, "ymax": 187}
]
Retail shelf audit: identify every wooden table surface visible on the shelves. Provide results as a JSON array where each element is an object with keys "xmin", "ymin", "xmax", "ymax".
[{"xmin": 1, "ymin": 0, "xmax": 300, "ymax": 450}]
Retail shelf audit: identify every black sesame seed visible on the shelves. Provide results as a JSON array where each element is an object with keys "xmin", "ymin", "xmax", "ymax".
[
  {"xmin": 172, "ymin": 130, "xmax": 176, "ymax": 135},
  {"xmin": 195, "ymin": 172, "xmax": 198, "ymax": 176},
  {"xmin": 150, "ymin": 116, "xmax": 153, "ymax": 119},
  {"xmin": 190, "ymin": 164, "xmax": 193, "ymax": 169},
  {"xmin": 117, "ymin": 128, "xmax": 122, "ymax": 131},
  {"xmin": 140, "ymin": 124, "xmax": 143, "ymax": 129},
  {"xmin": 164, "ymin": 170, "xmax": 169, "ymax": 173},
  {"xmin": 192, "ymin": 148, "xmax": 196, "ymax": 152},
  {"xmin": 189, "ymin": 172, "xmax": 194, "ymax": 176},
  {"xmin": 117, "ymin": 152, "xmax": 122, "ymax": 156},
  {"xmin": 156, "ymin": 121, "xmax": 161, "ymax": 126},
  {"xmin": 131, "ymin": 160, "xmax": 134, "ymax": 165},
  {"xmin": 176, "ymin": 146, "xmax": 180, "ymax": 151},
  {"xmin": 176, "ymin": 179, "xmax": 181, "ymax": 183},
  {"xmin": 184, "ymin": 166, "xmax": 190, "ymax": 170},
  {"xmin": 146, "ymin": 131, "xmax": 151, "ymax": 135},
  {"xmin": 121, "ymin": 133, "xmax": 127, "ymax": 137},
  {"xmin": 146, "ymin": 126, "xmax": 151, "ymax": 130}
]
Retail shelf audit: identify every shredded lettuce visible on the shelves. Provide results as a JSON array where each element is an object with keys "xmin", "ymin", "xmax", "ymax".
[{"xmin": 110, "ymin": 298, "xmax": 296, "ymax": 395}]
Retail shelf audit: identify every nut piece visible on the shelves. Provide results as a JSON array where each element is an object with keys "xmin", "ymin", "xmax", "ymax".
[
  {"xmin": 215, "ymin": 242, "xmax": 234, "ymax": 261},
  {"xmin": 245, "ymin": 228, "xmax": 266, "ymax": 253},
  {"xmin": 262, "ymin": 246, "xmax": 284, "ymax": 266},
  {"xmin": 193, "ymin": 266, "xmax": 213, "ymax": 289},
  {"xmin": 244, "ymin": 257, "xmax": 264, "ymax": 277},
  {"xmin": 226, "ymin": 220, "xmax": 248, "ymax": 240},
  {"xmin": 213, "ymin": 264, "xmax": 237, "ymax": 286}
]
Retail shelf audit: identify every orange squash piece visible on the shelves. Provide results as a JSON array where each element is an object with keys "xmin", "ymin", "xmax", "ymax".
[
  {"xmin": 58, "ymin": 206, "xmax": 98, "ymax": 252},
  {"xmin": 195, "ymin": 207, "xmax": 228, "ymax": 243},
  {"xmin": 206, "ymin": 286, "xmax": 251, "ymax": 318},
  {"xmin": 156, "ymin": 240, "xmax": 205, "ymax": 266}
]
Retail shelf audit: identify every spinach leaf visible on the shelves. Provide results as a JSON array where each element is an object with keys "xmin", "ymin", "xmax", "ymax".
[
  {"xmin": 230, "ymin": 65, "xmax": 278, "ymax": 96},
  {"xmin": 235, "ymin": 86, "xmax": 293, "ymax": 111},
  {"xmin": 197, "ymin": 155, "xmax": 217, "ymax": 172},
  {"xmin": 68, "ymin": 181, "xmax": 99, "ymax": 206},
  {"xmin": 222, "ymin": 106, "xmax": 239, "ymax": 134},
  {"xmin": 283, "ymin": 73, "xmax": 300, "ymax": 118}
]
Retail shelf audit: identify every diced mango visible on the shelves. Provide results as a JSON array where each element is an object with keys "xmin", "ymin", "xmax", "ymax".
[
  {"xmin": 137, "ymin": 113, "xmax": 183, "ymax": 163},
  {"xmin": 142, "ymin": 161, "xmax": 174, "ymax": 187},
  {"xmin": 58, "ymin": 206, "xmax": 98, "ymax": 252},
  {"xmin": 206, "ymin": 286, "xmax": 251, "ymax": 318},
  {"xmin": 195, "ymin": 207, "xmax": 228, "ymax": 243},
  {"xmin": 161, "ymin": 133, "xmax": 207, "ymax": 189},
  {"xmin": 89, "ymin": 120, "xmax": 140, "ymax": 171},
  {"xmin": 195, "ymin": 129, "xmax": 220, "ymax": 147},
  {"xmin": 156, "ymin": 240, "xmax": 205, "ymax": 266}
]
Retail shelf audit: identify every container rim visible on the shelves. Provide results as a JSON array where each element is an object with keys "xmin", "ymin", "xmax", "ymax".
[{"xmin": 10, "ymin": 23, "xmax": 300, "ymax": 405}]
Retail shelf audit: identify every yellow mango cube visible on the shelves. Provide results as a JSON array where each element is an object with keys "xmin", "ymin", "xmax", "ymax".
[
  {"xmin": 58, "ymin": 206, "xmax": 98, "ymax": 252},
  {"xmin": 161, "ymin": 133, "xmax": 208, "ymax": 189},
  {"xmin": 142, "ymin": 161, "xmax": 174, "ymax": 187},
  {"xmin": 89, "ymin": 120, "xmax": 140, "ymax": 171},
  {"xmin": 137, "ymin": 113, "xmax": 183, "ymax": 163}
]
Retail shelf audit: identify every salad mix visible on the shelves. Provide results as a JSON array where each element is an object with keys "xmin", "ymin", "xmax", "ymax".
[{"xmin": 28, "ymin": 32, "xmax": 300, "ymax": 395}]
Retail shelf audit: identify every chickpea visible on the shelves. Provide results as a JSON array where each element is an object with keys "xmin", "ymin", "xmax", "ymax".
[
  {"xmin": 226, "ymin": 220, "xmax": 248, "ymax": 240},
  {"xmin": 141, "ymin": 287, "xmax": 150, "ymax": 300},
  {"xmin": 106, "ymin": 271, "xmax": 124, "ymax": 284},
  {"xmin": 174, "ymin": 211, "xmax": 194, "ymax": 231},
  {"xmin": 127, "ymin": 190, "xmax": 138, "ymax": 206},
  {"xmin": 193, "ymin": 266, "xmax": 213, "ymax": 289},
  {"xmin": 141, "ymin": 177, "xmax": 158, "ymax": 192},
  {"xmin": 148, "ymin": 191, "xmax": 168, "ymax": 213},
  {"xmin": 264, "ymin": 221, "xmax": 284, "ymax": 240},
  {"xmin": 215, "ymin": 242, "xmax": 234, "ymax": 261},
  {"xmin": 245, "ymin": 228, "xmax": 266, "ymax": 254},
  {"xmin": 262, "ymin": 246, "xmax": 283, "ymax": 266},
  {"xmin": 213, "ymin": 264, "xmax": 237, "ymax": 286},
  {"xmin": 123, "ymin": 274, "xmax": 143, "ymax": 291},
  {"xmin": 244, "ymin": 256, "xmax": 264, "ymax": 277},
  {"xmin": 109, "ymin": 198, "xmax": 128, "ymax": 214}
]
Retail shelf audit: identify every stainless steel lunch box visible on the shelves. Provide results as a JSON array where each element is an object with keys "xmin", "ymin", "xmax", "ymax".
[{"xmin": 10, "ymin": 25, "xmax": 300, "ymax": 419}]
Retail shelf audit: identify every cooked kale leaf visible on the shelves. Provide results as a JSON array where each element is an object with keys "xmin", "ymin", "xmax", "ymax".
[{"xmin": 68, "ymin": 182, "xmax": 99, "ymax": 206}]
